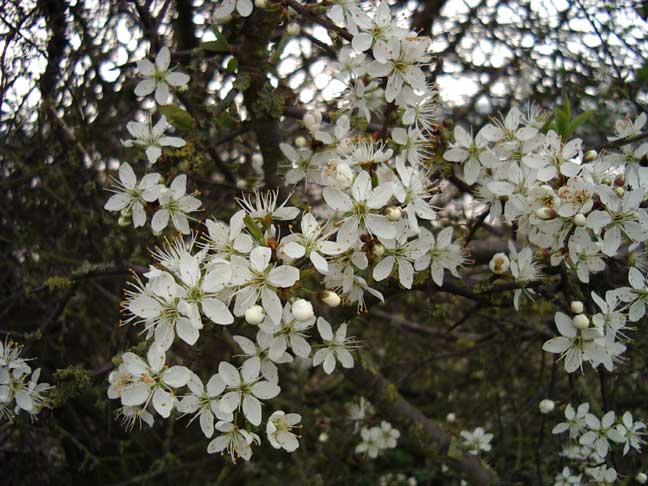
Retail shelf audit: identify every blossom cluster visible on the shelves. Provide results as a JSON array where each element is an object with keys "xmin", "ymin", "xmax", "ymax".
[
  {"xmin": 104, "ymin": 47, "xmax": 199, "ymax": 234},
  {"xmin": 103, "ymin": 0, "xmax": 461, "ymax": 462},
  {"xmin": 104, "ymin": 163, "xmax": 200, "ymax": 233},
  {"xmin": 461, "ymin": 108, "xmax": 648, "ymax": 374},
  {"xmin": 355, "ymin": 421, "xmax": 401, "ymax": 458},
  {"xmin": 100, "ymin": 0, "xmax": 648, "ymax": 475},
  {"xmin": 551, "ymin": 402, "xmax": 646, "ymax": 484},
  {"xmin": 461, "ymin": 108, "xmax": 648, "ymax": 287},
  {"xmin": 0, "ymin": 340, "xmax": 52, "ymax": 422}
]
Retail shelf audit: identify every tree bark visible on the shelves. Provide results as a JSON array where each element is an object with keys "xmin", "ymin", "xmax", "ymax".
[{"xmin": 344, "ymin": 365, "xmax": 499, "ymax": 485}]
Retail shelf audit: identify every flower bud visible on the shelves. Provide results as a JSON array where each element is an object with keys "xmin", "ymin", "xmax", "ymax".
[
  {"xmin": 286, "ymin": 22, "xmax": 300, "ymax": 36},
  {"xmin": 614, "ymin": 186, "xmax": 625, "ymax": 198},
  {"xmin": 291, "ymin": 299, "xmax": 314, "ymax": 321},
  {"xmin": 252, "ymin": 153, "xmax": 264, "ymax": 171},
  {"xmin": 373, "ymin": 244, "xmax": 385, "ymax": 257},
  {"xmin": 245, "ymin": 305, "xmax": 265, "ymax": 325},
  {"xmin": 318, "ymin": 432, "xmax": 329, "ymax": 443},
  {"xmin": 118, "ymin": 208, "xmax": 132, "ymax": 227},
  {"xmin": 584, "ymin": 149, "xmax": 598, "ymax": 162},
  {"xmin": 535, "ymin": 207, "xmax": 557, "ymax": 220},
  {"xmin": 214, "ymin": 14, "xmax": 232, "ymax": 24},
  {"xmin": 254, "ymin": 0, "xmax": 267, "ymax": 8},
  {"xmin": 489, "ymin": 252, "xmax": 510, "ymax": 275},
  {"xmin": 572, "ymin": 313, "xmax": 590, "ymax": 330},
  {"xmin": 303, "ymin": 113, "xmax": 317, "ymax": 130},
  {"xmin": 321, "ymin": 290, "xmax": 341, "ymax": 307},
  {"xmin": 295, "ymin": 135, "xmax": 307, "ymax": 148},
  {"xmin": 446, "ymin": 412, "xmax": 456, "ymax": 423},
  {"xmin": 573, "ymin": 213, "xmax": 587, "ymax": 227},
  {"xmin": 636, "ymin": 472, "xmax": 647, "ymax": 484},
  {"xmin": 570, "ymin": 301, "xmax": 584, "ymax": 314},
  {"xmin": 335, "ymin": 163, "xmax": 354, "ymax": 188},
  {"xmin": 385, "ymin": 206, "xmax": 402, "ymax": 221},
  {"xmin": 539, "ymin": 399, "xmax": 555, "ymax": 414}
]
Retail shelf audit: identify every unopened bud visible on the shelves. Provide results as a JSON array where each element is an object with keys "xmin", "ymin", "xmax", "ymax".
[
  {"xmin": 584, "ymin": 149, "xmax": 598, "ymax": 162},
  {"xmin": 539, "ymin": 399, "xmax": 555, "ymax": 414},
  {"xmin": 535, "ymin": 207, "xmax": 557, "ymax": 220},
  {"xmin": 613, "ymin": 186, "xmax": 625, "ymax": 198},
  {"xmin": 254, "ymin": 0, "xmax": 267, "ymax": 8},
  {"xmin": 373, "ymin": 244, "xmax": 385, "ymax": 257},
  {"xmin": 446, "ymin": 412, "xmax": 456, "ymax": 423},
  {"xmin": 303, "ymin": 113, "xmax": 317, "ymax": 130},
  {"xmin": 286, "ymin": 22, "xmax": 300, "ymax": 36},
  {"xmin": 118, "ymin": 214, "xmax": 131, "ymax": 227},
  {"xmin": 570, "ymin": 301, "xmax": 584, "ymax": 314},
  {"xmin": 574, "ymin": 213, "xmax": 587, "ymax": 227},
  {"xmin": 252, "ymin": 153, "xmax": 264, "ymax": 170},
  {"xmin": 214, "ymin": 14, "xmax": 232, "ymax": 24},
  {"xmin": 573, "ymin": 314, "xmax": 590, "ymax": 330},
  {"xmin": 489, "ymin": 252, "xmax": 510, "ymax": 275},
  {"xmin": 385, "ymin": 206, "xmax": 402, "ymax": 221},
  {"xmin": 636, "ymin": 472, "xmax": 647, "ymax": 484},
  {"xmin": 245, "ymin": 305, "xmax": 265, "ymax": 325},
  {"xmin": 321, "ymin": 290, "xmax": 341, "ymax": 307},
  {"xmin": 335, "ymin": 163, "xmax": 354, "ymax": 188},
  {"xmin": 291, "ymin": 299, "xmax": 314, "ymax": 321},
  {"xmin": 295, "ymin": 135, "xmax": 307, "ymax": 148}
]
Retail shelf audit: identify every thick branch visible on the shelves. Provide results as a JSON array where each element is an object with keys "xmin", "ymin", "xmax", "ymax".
[
  {"xmin": 282, "ymin": 0, "xmax": 353, "ymax": 41},
  {"xmin": 238, "ymin": 9, "xmax": 286, "ymax": 189},
  {"xmin": 343, "ymin": 365, "xmax": 498, "ymax": 484},
  {"xmin": 594, "ymin": 130, "xmax": 648, "ymax": 151}
]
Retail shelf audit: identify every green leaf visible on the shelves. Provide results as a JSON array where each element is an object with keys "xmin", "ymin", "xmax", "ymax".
[
  {"xmin": 567, "ymin": 110, "xmax": 594, "ymax": 137},
  {"xmin": 563, "ymin": 95, "xmax": 571, "ymax": 120},
  {"xmin": 159, "ymin": 105, "xmax": 194, "ymax": 131},
  {"xmin": 554, "ymin": 107, "xmax": 569, "ymax": 138},
  {"xmin": 243, "ymin": 216, "xmax": 266, "ymax": 244},
  {"xmin": 215, "ymin": 110, "xmax": 237, "ymax": 130},
  {"xmin": 637, "ymin": 61, "xmax": 648, "ymax": 84},
  {"xmin": 200, "ymin": 27, "xmax": 231, "ymax": 53},
  {"xmin": 226, "ymin": 57, "xmax": 238, "ymax": 73},
  {"xmin": 234, "ymin": 72, "xmax": 251, "ymax": 92},
  {"xmin": 539, "ymin": 113, "xmax": 555, "ymax": 134},
  {"xmin": 271, "ymin": 33, "xmax": 291, "ymax": 65}
]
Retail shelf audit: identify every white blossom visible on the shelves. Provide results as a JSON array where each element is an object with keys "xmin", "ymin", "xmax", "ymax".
[
  {"xmin": 104, "ymin": 163, "xmax": 162, "ymax": 228},
  {"xmin": 312, "ymin": 317, "xmax": 355, "ymax": 374},
  {"xmin": 266, "ymin": 410, "xmax": 301, "ymax": 452},
  {"xmin": 122, "ymin": 116, "xmax": 185, "ymax": 164},
  {"xmin": 218, "ymin": 359, "xmax": 280, "ymax": 426},
  {"xmin": 135, "ymin": 47, "xmax": 190, "ymax": 104}
]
